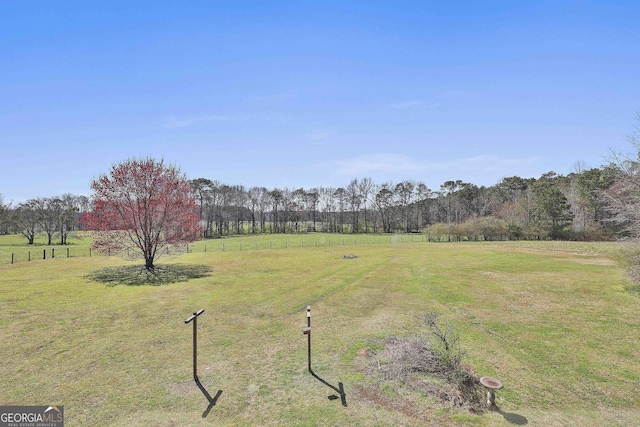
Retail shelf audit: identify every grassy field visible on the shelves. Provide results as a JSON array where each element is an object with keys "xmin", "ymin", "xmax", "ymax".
[{"xmin": 0, "ymin": 234, "xmax": 638, "ymax": 426}]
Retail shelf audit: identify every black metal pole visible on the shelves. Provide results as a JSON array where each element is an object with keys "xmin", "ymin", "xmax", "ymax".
[
  {"xmin": 193, "ymin": 314, "xmax": 198, "ymax": 378},
  {"xmin": 307, "ymin": 306, "xmax": 311, "ymax": 372},
  {"xmin": 185, "ymin": 309, "xmax": 205, "ymax": 379}
]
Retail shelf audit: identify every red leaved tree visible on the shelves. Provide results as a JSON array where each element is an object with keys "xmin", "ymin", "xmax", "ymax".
[{"xmin": 84, "ymin": 158, "xmax": 201, "ymax": 270}]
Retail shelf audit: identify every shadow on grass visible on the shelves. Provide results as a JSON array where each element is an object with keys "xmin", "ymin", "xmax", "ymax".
[
  {"xmin": 310, "ymin": 369, "xmax": 347, "ymax": 407},
  {"xmin": 626, "ymin": 283, "xmax": 640, "ymax": 297},
  {"xmin": 496, "ymin": 408, "xmax": 528, "ymax": 425},
  {"xmin": 87, "ymin": 264, "xmax": 212, "ymax": 286}
]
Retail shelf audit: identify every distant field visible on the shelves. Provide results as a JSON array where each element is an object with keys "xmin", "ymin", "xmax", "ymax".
[
  {"xmin": 0, "ymin": 234, "xmax": 638, "ymax": 426},
  {"xmin": 0, "ymin": 232, "xmax": 434, "ymax": 265}
]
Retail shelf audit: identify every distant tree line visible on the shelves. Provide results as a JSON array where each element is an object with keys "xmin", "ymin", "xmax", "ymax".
[
  {"xmin": 188, "ymin": 166, "xmax": 618, "ymax": 241},
  {"xmin": 0, "ymin": 161, "xmax": 632, "ymax": 245},
  {"xmin": 0, "ymin": 194, "xmax": 90, "ymax": 245}
]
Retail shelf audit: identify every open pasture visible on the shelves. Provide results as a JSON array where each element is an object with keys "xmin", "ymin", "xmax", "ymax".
[{"xmin": 0, "ymin": 235, "xmax": 638, "ymax": 426}]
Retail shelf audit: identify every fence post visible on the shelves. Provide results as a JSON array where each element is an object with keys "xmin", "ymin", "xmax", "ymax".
[
  {"xmin": 303, "ymin": 306, "xmax": 312, "ymax": 372},
  {"xmin": 43, "ymin": 250, "xmax": 46, "ymax": 260},
  {"xmin": 28, "ymin": 251, "xmax": 30, "ymax": 262},
  {"xmin": 67, "ymin": 248, "xmax": 70, "ymax": 258},
  {"xmin": 52, "ymin": 248, "xmax": 55, "ymax": 258},
  {"xmin": 11, "ymin": 253, "xmax": 14, "ymax": 264}
]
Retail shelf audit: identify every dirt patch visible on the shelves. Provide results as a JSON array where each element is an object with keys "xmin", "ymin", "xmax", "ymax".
[
  {"xmin": 168, "ymin": 380, "xmax": 199, "ymax": 396},
  {"xmin": 351, "ymin": 384, "xmax": 434, "ymax": 423},
  {"xmin": 564, "ymin": 257, "xmax": 616, "ymax": 266}
]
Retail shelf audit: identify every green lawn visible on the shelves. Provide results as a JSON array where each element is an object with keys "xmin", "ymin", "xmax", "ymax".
[{"xmin": 0, "ymin": 234, "xmax": 638, "ymax": 426}]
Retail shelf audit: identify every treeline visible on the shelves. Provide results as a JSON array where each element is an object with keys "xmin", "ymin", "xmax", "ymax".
[
  {"xmin": 0, "ymin": 166, "xmax": 620, "ymax": 245},
  {"xmin": 0, "ymin": 194, "xmax": 90, "ymax": 245},
  {"xmin": 190, "ymin": 166, "xmax": 617, "ymax": 241}
]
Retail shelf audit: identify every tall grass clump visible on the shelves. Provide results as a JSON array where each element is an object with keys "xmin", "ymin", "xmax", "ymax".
[{"xmin": 613, "ymin": 240, "xmax": 640, "ymax": 296}]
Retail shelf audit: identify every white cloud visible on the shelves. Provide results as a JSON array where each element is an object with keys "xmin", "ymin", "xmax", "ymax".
[
  {"xmin": 246, "ymin": 90, "xmax": 298, "ymax": 103},
  {"xmin": 322, "ymin": 153, "xmax": 541, "ymax": 187},
  {"xmin": 389, "ymin": 100, "xmax": 423, "ymax": 109},
  {"xmin": 332, "ymin": 153, "xmax": 420, "ymax": 175},
  {"xmin": 163, "ymin": 115, "xmax": 231, "ymax": 129},
  {"xmin": 388, "ymin": 100, "xmax": 441, "ymax": 110}
]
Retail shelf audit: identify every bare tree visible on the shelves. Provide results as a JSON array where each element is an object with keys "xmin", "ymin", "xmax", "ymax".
[
  {"xmin": 334, "ymin": 187, "xmax": 347, "ymax": 233},
  {"xmin": 607, "ymin": 116, "xmax": 640, "ymax": 238},
  {"xmin": 395, "ymin": 180, "xmax": 416, "ymax": 232},
  {"xmin": 268, "ymin": 189, "xmax": 283, "ymax": 233},
  {"xmin": 415, "ymin": 182, "xmax": 432, "ymax": 229},
  {"xmin": 15, "ymin": 199, "xmax": 39, "ymax": 244},
  {"xmin": 34, "ymin": 198, "xmax": 58, "ymax": 245},
  {"xmin": 54, "ymin": 194, "xmax": 79, "ymax": 245},
  {"xmin": 0, "ymin": 194, "xmax": 10, "ymax": 235},
  {"xmin": 305, "ymin": 189, "xmax": 320, "ymax": 232},
  {"xmin": 346, "ymin": 179, "xmax": 363, "ymax": 233},
  {"xmin": 358, "ymin": 177, "xmax": 374, "ymax": 233},
  {"xmin": 318, "ymin": 187, "xmax": 337, "ymax": 232},
  {"xmin": 248, "ymin": 186, "xmax": 268, "ymax": 234},
  {"xmin": 291, "ymin": 188, "xmax": 306, "ymax": 232},
  {"xmin": 191, "ymin": 178, "xmax": 214, "ymax": 236},
  {"xmin": 374, "ymin": 183, "xmax": 396, "ymax": 233}
]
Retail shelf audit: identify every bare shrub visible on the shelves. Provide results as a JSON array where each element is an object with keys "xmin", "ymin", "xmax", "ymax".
[
  {"xmin": 363, "ymin": 312, "xmax": 486, "ymax": 413},
  {"xmin": 613, "ymin": 240, "xmax": 640, "ymax": 296}
]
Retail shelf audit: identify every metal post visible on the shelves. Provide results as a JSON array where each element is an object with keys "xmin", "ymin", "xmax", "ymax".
[
  {"xmin": 193, "ymin": 316, "xmax": 197, "ymax": 378},
  {"xmin": 185, "ymin": 309, "xmax": 205, "ymax": 379},
  {"xmin": 302, "ymin": 306, "xmax": 312, "ymax": 372},
  {"xmin": 307, "ymin": 306, "xmax": 311, "ymax": 371}
]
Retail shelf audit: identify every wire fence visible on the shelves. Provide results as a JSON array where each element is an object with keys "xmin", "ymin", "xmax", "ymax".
[
  {"xmin": 2, "ymin": 234, "xmax": 432, "ymax": 265},
  {"xmin": 3, "ymin": 246, "xmax": 94, "ymax": 264}
]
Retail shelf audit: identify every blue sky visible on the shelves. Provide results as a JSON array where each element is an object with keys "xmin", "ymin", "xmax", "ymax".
[{"xmin": 1, "ymin": 1, "xmax": 639, "ymax": 203}]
